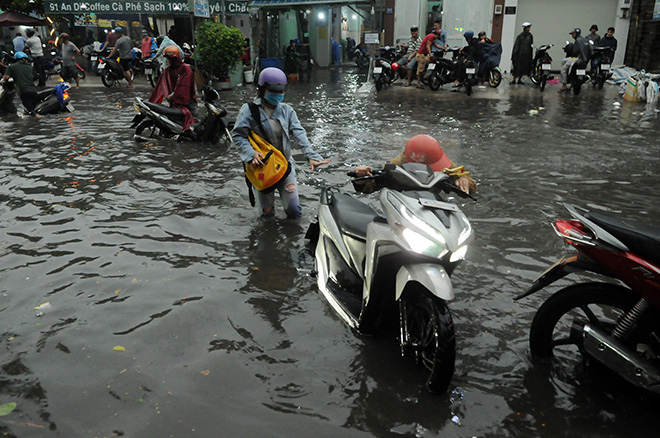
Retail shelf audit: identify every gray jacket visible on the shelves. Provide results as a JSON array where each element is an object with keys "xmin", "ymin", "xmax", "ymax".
[{"xmin": 233, "ymin": 98, "xmax": 324, "ymax": 166}]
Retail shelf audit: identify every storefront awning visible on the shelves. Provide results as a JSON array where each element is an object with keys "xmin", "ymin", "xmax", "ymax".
[{"xmin": 251, "ymin": 0, "xmax": 371, "ymax": 6}]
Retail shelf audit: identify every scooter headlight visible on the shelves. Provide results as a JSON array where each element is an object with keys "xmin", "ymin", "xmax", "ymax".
[
  {"xmin": 401, "ymin": 228, "xmax": 448, "ymax": 259},
  {"xmin": 449, "ymin": 245, "xmax": 469, "ymax": 263}
]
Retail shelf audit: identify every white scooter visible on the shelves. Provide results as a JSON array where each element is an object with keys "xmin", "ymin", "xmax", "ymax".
[{"xmin": 306, "ymin": 163, "xmax": 474, "ymax": 393}]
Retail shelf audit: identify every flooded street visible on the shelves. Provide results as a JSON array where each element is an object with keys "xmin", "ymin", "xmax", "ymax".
[{"xmin": 1, "ymin": 69, "xmax": 660, "ymax": 437}]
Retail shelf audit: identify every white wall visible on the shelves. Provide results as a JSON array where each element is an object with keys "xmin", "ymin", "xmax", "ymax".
[
  {"xmin": 501, "ymin": 0, "xmax": 623, "ymax": 73},
  {"xmin": 443, "ymin": 0, "xmax": 494, "ymax": 48},
  {"xmin": 393, "ymin": 1, "xmax": 423, "ymax": 44}
]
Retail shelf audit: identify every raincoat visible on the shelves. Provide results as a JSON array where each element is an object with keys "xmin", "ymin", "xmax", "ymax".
[
  {"xmin": 511, "ymin": 31, "xmax": 534, "ymax": 77},
  {"xmin": 148, "ymin": 58, "xmax": 197, "ymax": 131}
]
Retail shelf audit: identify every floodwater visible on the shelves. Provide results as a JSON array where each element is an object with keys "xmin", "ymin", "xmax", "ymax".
[{"xmin": 1, "ymin": 69, "xmax": 659, "ymax": 437}]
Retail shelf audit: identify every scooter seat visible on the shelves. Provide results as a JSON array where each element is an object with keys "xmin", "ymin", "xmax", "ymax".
[
  {"xmin": 586, "ymin": 211, "xmax": 660, "ymax": 267},
  {"xmin": 143, "ymin": 101, "xmax": 183, "ymax": 122},
  {"xmin": 36, "ymin": 88, "xmax": 52, "ymax": 101},
  {"xmin": 330, "ymin": 192, "xmax": 383, "ymax": 240}
]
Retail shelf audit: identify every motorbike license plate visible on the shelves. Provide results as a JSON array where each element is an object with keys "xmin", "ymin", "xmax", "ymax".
[
  {"xmin": 577, "ymin": 69, "xmax": 586, "ymax": 76},
  {"xmin": 427, "ymin": 63, "xmax": 436, "ymax": 71},
  {"xmin": 373, "ymin": 67, "xmax": 383, "ymax": 74},
  {"xmin": 601, "ymin": 64, "xmax": 611, "ymax": 70},
  {"xmin": 66, "ymin": 103, "xmax": 74, "ymax": 112},
  {"xmin": 145, "ymin": 68, "xmax": 152, "ymax": 75},
  {"xmin": 55, "ymin": 65, "xmax": 61, "ymax": 72},
  {"xmin": 98, "ymin": 63, "xmax": 105, "ymax": 70},
  {"xmin": 542, "ymin": 63, "xmax": 551, "ymax": 70},
  {"xmin": 466, "ymin": 68, "xmax": 476, "ymax": 74},
  {"xmin": 91, "ymin": 56, "xmax": 97, "ymax": 62}
]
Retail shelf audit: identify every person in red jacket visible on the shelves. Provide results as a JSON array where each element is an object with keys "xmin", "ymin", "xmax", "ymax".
[
  {"xmin": 415, "ymin": 30, "xmax": 442, "ymax": 89},
  {"xmin": 148, "ymin": 46, "xmax": 197, "ymax": 131}
]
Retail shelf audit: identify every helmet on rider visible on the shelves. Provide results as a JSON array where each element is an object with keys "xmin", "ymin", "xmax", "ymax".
[
  {"xmin": 258, "ymin": 67, "xmax": 287, "ymax": 92},
  {"xmin": 463, "ymin": 30, "xmax": 474, "ymax": 39},
  {"xmin": 404, "ymin": 135, "xmax": 452, "ymax": 172},
  {"xmin": 522, "ymin": 22, "xmax": 531, "ymax": 28},
  {"xmin": 163, "ymin": 45, "xmax": 181, "ymax": 58},
  {"xmin": 14, "ymin": 51, "xmax": 29, "ymax": 60},
  {"xmin": 60, "ymin": 33, "xmax": 70, "ymax": 40},
  {"xmin": 570, "ymin": 28, "xmax": 581, "ymax": 35}
]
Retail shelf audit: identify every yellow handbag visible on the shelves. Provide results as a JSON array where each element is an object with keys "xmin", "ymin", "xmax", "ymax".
[{"xmin": 244, "ymin": 130, "xmax": 291, "ymax": 192}]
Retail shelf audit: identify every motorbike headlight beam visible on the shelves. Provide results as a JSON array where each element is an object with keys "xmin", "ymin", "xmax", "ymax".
[
  {"xmin": 449, "ymin": 245, "xmax": 469, "ymax": 263},
  {"xmin": 401, "ymin": 228, "xmax": 448, "ymax": 259}
]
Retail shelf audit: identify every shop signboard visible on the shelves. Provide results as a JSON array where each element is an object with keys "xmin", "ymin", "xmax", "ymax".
[
  {"xmin": 208, "ymin": 1, "xmax": 248, "ymax": 15},
  {"xmin": 191, "ymin": 0, "xmax": 209, "ymax": 17},
  {"xmin": 44, "ymin": 0, "xmax": 192, "ymax": 15}
]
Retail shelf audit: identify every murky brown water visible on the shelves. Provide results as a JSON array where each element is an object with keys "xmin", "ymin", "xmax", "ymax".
[{"xmin": 1, "ymin": 69, "xmax": 660, "ymax": 437}]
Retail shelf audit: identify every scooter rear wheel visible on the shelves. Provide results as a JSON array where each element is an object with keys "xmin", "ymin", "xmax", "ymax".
[
  {"xmin": 429, "ymin": 73, "xmax": 441, "ymax": 91},
  {"xmin": 400, "ymin": 288, "xmax": 455, "ymax": 393},
  {"xmin": 572, "ymin": 82, "xmax": 582, "ymax": 95},
  {"xmin": 101, "ymin": 70, "xmax": 116, "ymax": 88},
  {"xmin": 529, "ymin": 283, "xmax": 638, "ymax": 360}
]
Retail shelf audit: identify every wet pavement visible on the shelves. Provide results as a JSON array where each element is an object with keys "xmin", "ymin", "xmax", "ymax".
[{"xmin": 1, "ymin": 68, "xmax": 660, "ymax": 437}]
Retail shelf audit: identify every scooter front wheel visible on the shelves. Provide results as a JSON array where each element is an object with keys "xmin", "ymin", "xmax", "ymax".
[
  {"xmin": 135, "ymin": 120, "xmax": 162, "ymax": 141},
  {"xmin": 400, "ymin": 288, "xmax": 455, "ymax": 393},
  {"xmin": 529, "ymin": 282, "xmax": 638, "ymax": 361},
  {"xmin": 488, "ymin": 69, "xmax": 502, "ymax": 88}
]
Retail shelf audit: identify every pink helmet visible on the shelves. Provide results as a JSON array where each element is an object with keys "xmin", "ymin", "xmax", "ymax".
[
  {"xmin": 404, "ymin": 135, "xmax": 452, "ymax": 172},
  {"xmin": 258, "ymin": 67, "xmax": 287, "ymax": 91}
]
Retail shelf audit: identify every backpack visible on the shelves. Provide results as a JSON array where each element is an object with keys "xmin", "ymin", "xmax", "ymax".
[{"xmin": 243, "ymin": 102, "xmax": 291, "ymax": 205}]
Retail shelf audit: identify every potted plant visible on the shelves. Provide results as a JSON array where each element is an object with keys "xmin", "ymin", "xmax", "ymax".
[{"xmin": 195, "ymin": 21, "xmax": 245, "ymax": 89}]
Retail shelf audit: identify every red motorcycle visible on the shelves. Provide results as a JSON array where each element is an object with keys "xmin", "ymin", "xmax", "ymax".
[{"xmin": 516, "ymin": 203, "xmax": 660, "ymax": 394}]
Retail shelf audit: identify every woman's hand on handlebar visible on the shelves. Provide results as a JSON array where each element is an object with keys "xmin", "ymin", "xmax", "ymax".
[
  {"xmin": 355, "ymin": 166, "xmax": 373, "ymax": 177},
  {"xmin": 455, "ymin": 176, "xmax": 470, "ymax": 194}
]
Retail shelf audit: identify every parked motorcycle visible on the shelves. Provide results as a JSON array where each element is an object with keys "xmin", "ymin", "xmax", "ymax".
[
  {"xmin": 477, "ymin": 41, "xmax": 503, "ymax": 88},
  {"xmin": 131, "ymin": 86, "xmax": 235, "ymax": 143},
  {"xmin": 143, "ymin": 57, "xmax": 162, "ymax": 88},
  {"xmin": 516, "ymin": 203, "xmax": 660, "ymax": 395},
  {"xmin": 590, "ymin": 46, "xmax": 614, "ymax": 90},
  {"xmin": 563, "ymin": 42, "xmax": 589, "ymax": 95},
  {"xmin": 306, "ymin": 163, "xmax": 475, "ymax": 393},
  {"xmin": 425, "ymin": 48, "xmax": 459, "ymax": 91},
  {"xmin": 34, "ymin": 81, "xmax": 74, "ymax": 115},
  {"xmin": 529, "ymin": 44, "xmax": 554, "ymax": 91},
  {"xmin": 346, "ymin": 37, "xmax": 369, "ymax": 69},
  {"xmin": 373, "ymin": 46, "xmax": 401, "ymax": 91},
  {"xmin": 98, "ymin": 56, "xmax": 134, "ymax": 87}
]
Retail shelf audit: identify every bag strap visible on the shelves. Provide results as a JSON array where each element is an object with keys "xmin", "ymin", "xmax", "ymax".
[{"xmin": 247, "ymin": 101, "xmax": 273, "ymax": 144}]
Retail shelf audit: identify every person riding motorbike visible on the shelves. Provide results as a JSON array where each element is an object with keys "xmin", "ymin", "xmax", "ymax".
[
  {"xmin": 354, "ymin": 134, "xmax": 476, "ymax": 195},
  {"xmin": 558, "ymin": 28, "xmax": 593, "ymax": 93},
  {"xmin": 453, "ymin": 30, "xmax": 480, "ymax": 87},
  {"xmin": 148, "ymin": 45, "xmax": 197, "ymax": 131}
]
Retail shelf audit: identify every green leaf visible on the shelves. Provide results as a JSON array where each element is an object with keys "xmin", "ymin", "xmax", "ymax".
[{"xmin": 0, "ymin": 402, "xmax": 17, "ymax": 416}]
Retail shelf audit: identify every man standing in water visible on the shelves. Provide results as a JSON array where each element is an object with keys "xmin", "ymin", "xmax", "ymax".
[{"xmin": 510, "ymin": 22, "xmax": 533, "ymax": 84}]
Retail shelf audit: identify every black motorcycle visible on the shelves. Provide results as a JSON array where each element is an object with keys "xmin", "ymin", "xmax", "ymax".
[
  {"xmin": 373, "ymin": 46, "xmax": 402, "ymax": 91},
  {"xmin": 98, "ymin": 56, "xmax": 134, "ymax": 88},
  {"xmin": 425, "ymin": 48, "xmax": 459, "ymax": 91},
  {"xmin": 590, "ymin": 46, "xmax": 614, "ymax": 90},
  {"xmin": 563, "ymin": 43, "xmax": 589, "ymax": 95},
  {"xmin": 131, "ymin": 86, "xmax": 234, "ymax": 143},
  {"xmin": 529, "ymin": 44, "xmax": 554, "ymax": 91}
]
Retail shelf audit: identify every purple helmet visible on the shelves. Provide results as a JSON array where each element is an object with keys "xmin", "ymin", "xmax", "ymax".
[{"xmin": 258, "ymin": 67, "xmax": 287, "ymax": 91}]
